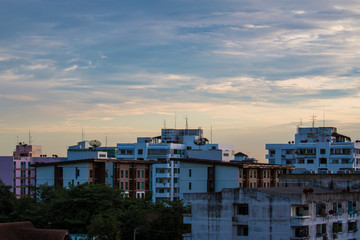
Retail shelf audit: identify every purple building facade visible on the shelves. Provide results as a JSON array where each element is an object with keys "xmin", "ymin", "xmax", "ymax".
[{"xmin": 0, "ymin": 143, "xmax": 65, "ymax": 198}]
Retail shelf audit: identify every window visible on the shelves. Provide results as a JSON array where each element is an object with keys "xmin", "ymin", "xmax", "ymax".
[
  {"xmin": 237, "ymin": 225, "xmax": 248, "ymax": 236},
  {"xmin": 89, "ymin": 169, "xmax": 93, "ymax": 178},
  {"xmin": 307, "ymin": 159, "xmax": 314, "ymax": 164},
  {"xmin": 125, "ymin": 182, "xmax": 128, "ymax": 190},
  {"xmin": 189, "ymin": 169, "xmax": 192, "ymax": 177},
  {"xmin": 333, "ymin": 222, "xmax": 342, "ymax": 234},
  {"xmin": 316, "ymin": 203, "xmax": 327, "ymax": 217},
  {"xmin": 13, "ymin": 162, "xmax": 16, "ymax": 168},
  {"xmin": 138, "ymin": 149, "xmax": 143, "ymax": 155},
  {"xmin": 141, "ymin": 182, "xmax": 144, "ymax": 189},
  {"xmin": 316, "ymin": 224, "xmax": 326, "ymax": 235},
  {"xmin": 236, "ymin": 204, "xmax": 249, "ymax": 215},
  {"xmin": 75, "ymin": 167, "xmax": 80, "ymax": 179},
  {"xmin": 298, "ymin": 159, "xmax": 305, "ymax": 164},
  {"xmin": 333, "ymin": 202, "xmax": 343, "ymax": 214},
  {"xmin": 189, "ymin": 182, "xmax": 192, "ymax": 190},
  {"xmin": 121, "ymin": 170, "xmax": 124, "ymax": 178},
  {"xmin": 320, "ymin": 149, "xmax": 326, "ymax": 154},
  {"xmin": 125, "ymin": 170, "xmax": 128, "ymax": 178},
  {"xmin": 137, "ymin": 182, "xmax": 140, "ymax": 189},
  {"xmin": 348, "ymin": 221, "xmax": 357, "ymax": 232},
  {"xmin": 141, "ymin": 170, "xmax": 145, "ymax": 178},
  {"xmin": 120, "ymin": 150, "xmax": 126, "ymax": 154},
  {"xmin": 120, "ymin": 182, "xmax": 124, "ymax": 189},
  {"xmin": 348, "ymin": 201, "xmax": 356, "ymax": 214},
  {"xmin": 342, "ymin": 159, "xmax": 350, "ymax": 164},
  {"xmin": 137, "ymin": 170, "xmax": 140, "ymax": 178},
  {"xmin": 319, "ymin": 158, "xmax": 327, "ymax": 164}
]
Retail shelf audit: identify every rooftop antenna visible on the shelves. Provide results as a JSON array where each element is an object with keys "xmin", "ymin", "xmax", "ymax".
[
  {"xmin": 29, "ymin": 130, "xmax": 32, "ymax": 145},
  {"xmin": 300, "ymin": 118, "xmax": 303, "ymax": 127},
  {"xmin": 311, "ymin": 114, "xmax": 317, "ymax": 128},
  {"xmin": 185, "ymin": 115, "xmax": 189, "ymax": 130},
  {"xmin": 82, "ymin": 128, "xmax": 84, "ymax": 141},
  {"xmin": 322, "ymin": 106, "xmax": 325, "ymax": 127},
  {"xmin": 175, "ymin": 112, "xmax": 177, "ymax": 129},
  {"xmin": 163, "ymin": 120, "xmax": 166, "ymax": 129},
  {"xmin": 105, "ymin": 135, "xmax": 108, "ymax": 147}
]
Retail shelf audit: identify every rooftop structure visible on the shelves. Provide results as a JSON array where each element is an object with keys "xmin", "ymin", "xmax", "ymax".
[
  {"xmin": 67, "ymin": 140, "xmax": 117, "ymax": 160},
  {"xmin": 266, "ymin": 127, "xmax": 360, "ymax": 173}
]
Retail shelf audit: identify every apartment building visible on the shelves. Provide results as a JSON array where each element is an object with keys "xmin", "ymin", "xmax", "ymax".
[
  {"xmin": 177, "ymin": 158, "xmax": 294, "ymax": 199},
  {"xmin": 266, "ymin": 127, "xmax": 360, "ymax": 173},
  {"xmin": 116, "ymin": 128, "xmax": 234, "ymax": 202},
  {"xmin": 183, "ymin": 187, "xmax": 360, "ymax": 240},
  {"xmin": 35, "ymin": 158, "xmax": 153, "ymax": 198},
  {"xmin": 0, "ymin": 143, "xmax": 64, "ymax": 197}
]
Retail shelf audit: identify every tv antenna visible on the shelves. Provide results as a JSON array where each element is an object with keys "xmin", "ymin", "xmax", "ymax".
[
  {"xmin": 185, "ymin": 116, "xmax": 189, "ymax": 130},
  {"xmin": 311, "ymin": 115, "xmax": 317, "ymax": 128}
]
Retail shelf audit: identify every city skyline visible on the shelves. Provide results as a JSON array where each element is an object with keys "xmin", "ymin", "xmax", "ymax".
[{"xmin": 1, "ymin": 0, "xmax": 360, "ymax": 161}]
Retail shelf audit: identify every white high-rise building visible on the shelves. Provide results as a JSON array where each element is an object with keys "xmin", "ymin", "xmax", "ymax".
[
  {"xmin": 266, "ymin": 127, "xmax": 360, "ymax": 173},
  {"xmin": 116, "ymin": 128, "xmax": 234, "ymax": 202}
]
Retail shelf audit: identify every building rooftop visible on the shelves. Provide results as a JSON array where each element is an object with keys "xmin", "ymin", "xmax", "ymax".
[{"xmin": 174, "ymin": 158, "xmax": 294, "ymax": 169}]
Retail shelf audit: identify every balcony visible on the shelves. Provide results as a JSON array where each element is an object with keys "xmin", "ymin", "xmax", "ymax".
[
  {"xmin": 155, "ymin": 173, "xmax": 171, "ymax": 178},
  {"xmin": 290, "ymin": 216, "xmax": 310, "ymax": 226},
  {"xmin": 155, "ymin": 192, "xmax": 171, "ymax": 198},
  {"xmin": 155, "ymin": 182, "xmax": 171, "ymax": 188}
]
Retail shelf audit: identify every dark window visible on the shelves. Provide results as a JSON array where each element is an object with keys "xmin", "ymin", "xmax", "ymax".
[
  {"xmin": 237, "ymin": 225, "xmax": 248, "ymax": 236},
  {"xmin": 320, "ymin": 158, "xmax": 327, "ymax": 164},
  {"xmin": 320, "ymin": 149, "xmax": 326, "ymax": 154},
  {"xmin": 189, "ymin": 182, "xmax": 192, "ymax": 190},
  {"xmin": 125, "ymin": 170, "xmax": 128, "ymax": 178},
  {"xmin": 138, "ymin": 149, "xmax": 143, "ymax": 155},
  {"xmin": 189, "ymin": 169, "xmax": 192, "ymax": 177},
  {"xmin": 307, "ymin": 159, "xmax": 314, "ymax": 164},
  {"xmin": 236, "ymin": 204, "xmax": 249, "ymax": 215},
  {"xmin": 121, "ymin": 170, "xmax": 124, "ymax": 178}
]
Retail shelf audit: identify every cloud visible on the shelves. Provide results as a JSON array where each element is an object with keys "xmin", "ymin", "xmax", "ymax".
[{"xmin": 64, "ymin": 65, "xmax": 78, "ymax": 71}]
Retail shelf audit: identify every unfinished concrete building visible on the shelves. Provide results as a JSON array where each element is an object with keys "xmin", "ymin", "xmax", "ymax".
[{"xmin": 183, "ymin": 187, "xmax": 360, "ymax": 240}]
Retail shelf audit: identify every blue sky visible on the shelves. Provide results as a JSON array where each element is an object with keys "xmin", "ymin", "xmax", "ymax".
[{"xmin": 1, "ymin": 0, "xmax": 360, "ymax": 160}]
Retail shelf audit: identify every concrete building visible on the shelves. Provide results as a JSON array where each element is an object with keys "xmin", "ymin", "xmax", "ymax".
[
  {"xmin": 279, "ymin": 173, "xmax": 360, "ymax": 192},
  {"xmin": 67, "ymin": 140, "xmax": 117, "ymax": 160},
  {"xmin": 266, "ymin": 127, "xmax": 360, "ymax": 173},
  {"xmin": 177, "ymin": 158, "xmax": 294, "ymax": 199},
  {"xmin": 0, "ymin": 143, "xmax": 64, "ymax": 197},
  {"xmin": 116, "ymin": 128, "xmax": 235, "ymax": 202},
  {"xmin": 35, "ymin": 158, "xmax": 153, "ymax": 199},
  {"xmin": 183, "ymin": 187, "xmax": 360, "ymax": 240}
]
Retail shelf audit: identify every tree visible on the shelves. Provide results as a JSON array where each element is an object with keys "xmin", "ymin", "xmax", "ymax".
[
  {"xmin": 87, "ymin": 211, "xmax": 122, "ymax": 240},
  {"xmin": 0, "ymin": 180, "xmax": 15, "ymax": 222}
]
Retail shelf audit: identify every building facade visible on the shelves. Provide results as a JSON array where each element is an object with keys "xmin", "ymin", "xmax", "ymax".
[
  {"xmin": 183, "ymin": 187, "xmax": 360, "ymax": 240},
  {"xmin": 177, "ymin": 158, "xmax": 294, "ymax": 199},
  {"xmin": 35, "ymin": 159, "xmax": 153, "ymax": 199},
  {"xmin": 0, "ymin": 143, "xmax": 64, "ymax": 197},
  {"xmin": 266, "ymin": 127, "xmax": 360, "ymax": 173},
  {"xmin": 116, "ymin": 128, "xmax": 235, "ymax": 202}
]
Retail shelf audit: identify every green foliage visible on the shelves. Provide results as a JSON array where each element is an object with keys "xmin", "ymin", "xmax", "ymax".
[
  {"xmin": 3, "ymin": 183, "xmax": 188, "ymax": 240},
  {"xmin": 88, "ymin": 211, "xmax": 122, "ymax": 240}
]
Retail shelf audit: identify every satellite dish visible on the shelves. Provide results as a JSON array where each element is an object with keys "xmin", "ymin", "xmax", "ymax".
[
  {"xmin": 194, "ymin": 138, "xmax": 209, "ymax": 146},
  {"xmin": 89, "ymin": 140, "xmax": 101, "ymax": 147}
]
